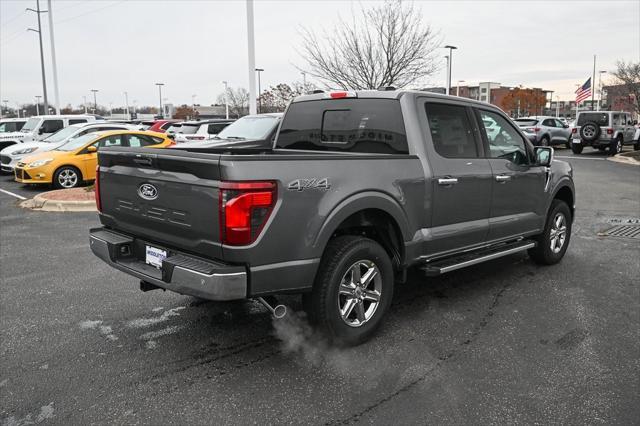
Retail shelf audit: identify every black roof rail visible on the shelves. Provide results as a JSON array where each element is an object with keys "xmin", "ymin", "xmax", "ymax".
[
  {"xmin": 311, "ymin": 89, "xmax": 324, "ymax": 94},
  {"xmin": 378, "ymin": 86, "xmax": 396, "ymax": 91}
]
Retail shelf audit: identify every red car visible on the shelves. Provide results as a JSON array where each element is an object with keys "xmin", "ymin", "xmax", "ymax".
[{"xmin": 143, "ymin": 120, "xmax": 179, "ymax": 133}]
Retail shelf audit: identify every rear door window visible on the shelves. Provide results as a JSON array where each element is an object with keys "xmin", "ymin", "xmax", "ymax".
[
  {"xmin": 207, "ymin": 123, "xmax": 229, "ymax": 134},
  {"xmin": 577, "ymin": 113, "xmax": 609, "ymax": 126},
  {"xmin": 542, "ymin": 118, "xmax": 556, "ymax": 127},
  {"xmin": 127, "ymin": 134, "xmax": 159, "ymax": 147},
  {"xmin": 277, "ymin": 99, "xmax": 408, "ymax": 154},
  {"xmin": 424, "ymin": 103, "xmax": 479, "ymax": 158}
]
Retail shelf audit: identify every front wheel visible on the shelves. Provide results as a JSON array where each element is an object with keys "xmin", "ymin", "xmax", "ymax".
[
  {"xmin": 529, "ymin": 199, "xmax": 572, "ymax": 265},
  {"xmin": 609, "ymin": 137, "xmax": 623, "ymax": 155},
  {"xmin": 571, "ymin": 142, "xmax": 583, "ymax": 154},
  {"xmin": 53, "ymin": 166, "xmax": 82, "ymax": 189},
  {"xmin": 303, "ymin": 236, "xmax": 394, "ymax": 346}
]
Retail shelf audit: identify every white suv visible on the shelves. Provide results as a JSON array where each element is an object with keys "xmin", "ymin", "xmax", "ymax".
[
  {"xmin": 0, "ymin": 122, "xmax": 136, "ymax": 173},
  {"xmin": 0, "ymin": 115, "xmax": 100, "ymax": 150},
  {"xmin": 570, "ymin": 111, "xmax": 637, "ymax": 154}
]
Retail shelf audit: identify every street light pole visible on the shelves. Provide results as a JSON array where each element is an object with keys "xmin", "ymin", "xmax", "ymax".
[
  {"xmin": 26, "ymin": 0, "xmax": 49, "ymax": 115},
  {"xmin": 456, "ymin": 80, "xmax": 465, "ymax": 97},
  {"xmin": 246, "ymin": 0, "xmax": 257, "ymax": 115},
  {"xmin": 443, "ymin": 55, "xmax": 449, "ymax": 94},
  {"xmin": 222, "ymin": 81, "xmax": 229, "ymax": 119},
  {"xmin": 35, "ymin": 95, "xmax": 42, "ymax": 115},
  {"xmin": 444, "ymin": 45, "xmax": 457, "ymax": 96},
  {"xmin": 124, "ymin": 91, "xmax": 129, "ymax": 118},
  {"xmin": 597, "ymin": 70, "xmax": 606, "ymax": 110},
  {"xmin": 301, "ymin": 71, "xmax": 307, "ymax": 90},
  {"xmin": 549, "ymin": 91, "xmax": 554, "ymax": 117},
  {"xmin": 90, "ymin": 89, "xmax": 98, "ymax": 113},
  {"xmin": 46, "ymin": 0, "xmax": 60, "ymax": 115},
  {"xmin": 255, "ymin": 68, "xmax": 264, "ymax": 114},
  {"xmin": 82, "ymin": 96, "xmax": 87, "ymax": 113},
  {"xmin": 155, "ymin": 83, "xmax": 164, "ymax": 118},
  {"xmin": 192, "ymin": 94, "xmax": 196, "ymax": 118},
  {"xmin": 1, "ymin": 100, "xmax": 7, "ymax": 119}
]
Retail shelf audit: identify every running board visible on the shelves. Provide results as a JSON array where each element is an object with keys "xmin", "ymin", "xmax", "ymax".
[{"xmin": 421, "ymin": 240, "xmax": 536, "ymax": 276}]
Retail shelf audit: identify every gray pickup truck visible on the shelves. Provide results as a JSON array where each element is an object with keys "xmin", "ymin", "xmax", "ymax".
[{"xmin": 90, "ymin": 90, "xmax": 575, "ymax": 345}]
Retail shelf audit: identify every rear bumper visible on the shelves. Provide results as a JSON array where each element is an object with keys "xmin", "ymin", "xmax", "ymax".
[{"xmin": 89, "ymin": 227, "xmax": 247, "ymax": 301}]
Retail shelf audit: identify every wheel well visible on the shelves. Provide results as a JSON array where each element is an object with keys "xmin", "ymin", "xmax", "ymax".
[
  {"xmin": 554, "ymin": 186, "xmax": 574, "ymax": 218},
  {"xmin": 55, "ymin": 165, "xmax": 84, "ymax": 180},
  {"xmin": 330, "ymin": 209, "xmax": 404, "ymax": 271}
]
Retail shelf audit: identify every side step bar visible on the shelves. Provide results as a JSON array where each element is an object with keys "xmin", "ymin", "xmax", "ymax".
[{"xmin": 421, "ymin": 240, "xmax": 536, "ymax": 276}]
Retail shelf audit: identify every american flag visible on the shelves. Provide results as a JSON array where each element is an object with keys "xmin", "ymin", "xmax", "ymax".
[{"xmin": 575, "ymin": 78, "xmax": 592, "ymax": 104}]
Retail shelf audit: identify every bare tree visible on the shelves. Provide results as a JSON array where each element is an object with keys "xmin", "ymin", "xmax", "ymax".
[
  {"xmin": 217, "ymin": 87, "xmax": 250, "ymax": 118},
  {"xmin": 299, "ymin": 0, "xmax": 441, "ymax": 90},
  {"xmin": 610, "ymin": 60, "xmax": 640, "ymax": 114}
]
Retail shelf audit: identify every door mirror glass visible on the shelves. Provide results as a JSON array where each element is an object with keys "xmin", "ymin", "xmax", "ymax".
[
  {"xmin": 38, "ymin": 127, "xmax": 45, "ymax": 135},
  {"xmin": 86, "ymin": 145, "xmax": 97, "ymax": 153},
  {"xmin": 535, "ymin": 146, "xmax": 553, "ymax": 166},
  {"xmin": 563, "ymin": 124, "xmax": 569, "ymax": 128}
]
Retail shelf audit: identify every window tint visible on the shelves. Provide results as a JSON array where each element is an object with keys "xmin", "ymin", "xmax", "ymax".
[
  {"xmin": 277, "ymin": 99, "xmax": 408, "ymax": 154},
  {"xmin": 160, "ymin": 122, "xmax": 173, "ymax": 130},
  {"xmin": 478, "ymin": 110, "xmax": 528, "ymax": 165},
  {"xmin": 97, "ymin": 135, "xmax": 125, "ymax": 148},
  {"xmin": 127, "ymin": 134, "xmax": 157, "ymax": 147},
  {"xmin": 577, "ymin": 112, "xmax": 608, "ymax": 126},
  {"xmin": 68, "ymin": 119, "xmax": 87, "ymax": 125},
  {"xmin": 542, "ymin": 119, "xmax": 556, "ymax": 127},
  {"xmin": 513, "ymin": 119, "xmax": 538, "ymax": 127},
  {"xmin": 424, "ymin": 103, "xmax": 478, "ymax": 158},
  {"xmin": 42, "ymin": 119, "xmax": 63, "ymax": 133},
  {"xmin": 0, "ymin": 122, "xmax": 20, "ymax": 132},
  {"xmin": 207, "ymin": 123, "xmax": 228, "ymax": 134},
  {"xmin": 554, "ymin": 119, "xmax": 565, "ymax": 128}
]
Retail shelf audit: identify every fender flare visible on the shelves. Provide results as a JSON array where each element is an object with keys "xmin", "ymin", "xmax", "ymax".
[{"xmin": 313, "ymin": 191, "xmax": 411, "ymax": 256}]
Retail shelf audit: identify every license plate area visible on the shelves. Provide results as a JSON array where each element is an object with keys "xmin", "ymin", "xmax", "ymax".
[
  {"xmin": 145, "ymin": 245, "xmax": 167, "ymax": 268},
  {"xmin": 572, "ymin": 138, "xmax": 581, "ymax": 144}
]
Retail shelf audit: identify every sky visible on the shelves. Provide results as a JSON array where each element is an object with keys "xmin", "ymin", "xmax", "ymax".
[{"xmin": 1, "ymin": 0, "xmax": 639, "ymax": 110}]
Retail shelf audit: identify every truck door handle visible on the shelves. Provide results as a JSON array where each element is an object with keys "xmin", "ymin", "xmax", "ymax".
[
  {"xmin": 495, "ymin": 174, "xmax": 512, "ymax": 182},
  {"xmin": 438, "ymin": 177, "xmax": 458, "ymax": 185}
]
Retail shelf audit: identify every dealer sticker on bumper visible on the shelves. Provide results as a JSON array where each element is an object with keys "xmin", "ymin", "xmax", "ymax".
[{"xmin": 145, "ymin": 245, "xmax": 167, "ymax": 268}]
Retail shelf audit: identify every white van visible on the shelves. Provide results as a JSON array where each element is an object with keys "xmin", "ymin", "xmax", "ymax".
[{"xmin": 0, "ymin": 115, "xmax": 100, "ymax": 150}]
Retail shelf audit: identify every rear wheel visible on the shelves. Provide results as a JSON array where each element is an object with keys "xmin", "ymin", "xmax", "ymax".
[
  {"xmin": 570, "ymin": 142, "xmax": 583, "ymax": 154},
  {"xmin": 634, "ymin": 141, "xmax": 640, "ymax": 151},
  {"xmin": 303, "ymin": 236, "xmax": 394, "ymax": 346},
  {"xmin": 565, "ymin": 138, "xmax": 571, "ymax": 149},
  {"xmin": 540, "ymin": 136, "xmax": 550, "ymax": 147},
  {"xmin": 529, "ymin": 199, "xmax": 572, "ymax": 265},
  {"xmin": 53, "ymin": 166, "xmax": 82, "ymax": 189},
  {"xmin": 609, "ymin": 137, "xmax": 622, "ymax": 155}
]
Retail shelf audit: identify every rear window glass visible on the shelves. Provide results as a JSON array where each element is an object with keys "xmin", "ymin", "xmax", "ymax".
[
  {"xmin": 276, "ymin": 99, "xmax": 408, "ymax": 154},
  {"xmin": 577, "ymin": 113, "xmax": 608, "ymax": 126},
  {"xmin": 513, "ymin": 119, "xmax": 538, "ymax": 126}
]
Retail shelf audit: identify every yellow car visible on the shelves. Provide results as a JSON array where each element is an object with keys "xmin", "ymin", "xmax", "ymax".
[{"xmin": 15, "ymin": 130, "xmax": 173, "ymax": 189}]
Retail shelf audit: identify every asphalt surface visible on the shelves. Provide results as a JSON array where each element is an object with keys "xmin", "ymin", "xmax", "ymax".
[{"xmin": 1, "ymin": 147, "xmax": 639, "ymax": 425}]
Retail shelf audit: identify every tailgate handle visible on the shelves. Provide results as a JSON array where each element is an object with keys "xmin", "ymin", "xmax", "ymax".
[{"xmin": 133, "ymin": 154, "xmax": 156, "ymax": 166}]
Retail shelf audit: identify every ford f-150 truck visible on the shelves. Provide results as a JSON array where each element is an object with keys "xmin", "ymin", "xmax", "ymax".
[{"xmin": 90, "ymin": 90, "xmax": 575, "ymax": 345}]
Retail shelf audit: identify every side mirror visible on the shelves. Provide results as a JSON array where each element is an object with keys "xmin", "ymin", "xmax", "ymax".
[
  {"xmin": 535, "ymin": 146, "xmax": 553, "ymax": 167},
  {"xmin": 563, "ymin": 124, "xmax": 569, "ymax": 128},
  {"xmin": 86, "ymin": 146, "xmax": 98, "ymax": 153},
  {"xmin": 628, "ymin": 121, "xmax": 634, "ymax": 125},
  {"xmin": 38, "ymin": 127, "xmax": 45, "ymax": 135},
  {"xmin": 633, "ymin": 120, "xmax": 638, "ymax": 125}
]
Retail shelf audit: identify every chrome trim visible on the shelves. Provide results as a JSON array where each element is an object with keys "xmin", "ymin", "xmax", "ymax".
[{"xmin": 437, "ymin": 242, "xmax": 536, "ymax": 274}]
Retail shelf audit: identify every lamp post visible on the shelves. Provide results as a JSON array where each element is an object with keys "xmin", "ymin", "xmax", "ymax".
[
  {"xmin": 155, "ymin": 83, "xmax": 164, "ymax": 118},
  {"xmin": 192, "ymin": 94, "xmax": 196, "ymax": 119},
  {"xmin": 82, "ymin": 95, "xmax": 87, "ymax": 113},
  {"xmin": 443, "ymin": 55, "xmax": 449, "ymax": 93},
  {"xmin": 35, "ymin": 95, "xmax": 42, "ymax": 115},
  {"xmin": 549, "ymin": 91, "xmax": 554, "ymax": 117},
  {"xmin": 26, "ymin": 0, "xmax": 49, "ymax": 115},
  {"xmin": 301, "ymin": 71, "xmax": 307, "ymax": 90},
  {"xmin": 443, "ymin": 45, "xmax": 457, "ymax": 95},
  {"xmin": 1, "ymin": 100, "xmax": 7, "ymax": 118},
  {"xmin": 255, "ymin": 68, "xmax": 264, "ymax": 113},
  {"xmin": 90, "ymin": 89, "xmax": 98, "ymax": 113},
  {"xmin": 456, "ymin": 80, "xmax": 465, "ymax": 97},
  {"xmin": 124, "ymin": 91, "xmax": 129, "ymax": 118},
  {"xmin": 246, "ymin": 0, "xmax": 257, "ymax": 115},
  {"xmin": 222, "ymin": 81, "xmax": 229, "ymax": 119},
  {"xmin": 597, "ymin": 70, "xmax": 606, "ymax": 110}
]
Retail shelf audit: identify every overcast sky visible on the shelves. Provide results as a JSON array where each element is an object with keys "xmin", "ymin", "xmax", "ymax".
[{"xmin": 1, "ymin": 0, "xmax": 639, "ymax": 110}]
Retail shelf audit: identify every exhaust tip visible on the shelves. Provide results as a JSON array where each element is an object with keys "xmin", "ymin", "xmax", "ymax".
[{"xmin": 273, "ymin": 305, "xmax": 287, "ymax": 319}]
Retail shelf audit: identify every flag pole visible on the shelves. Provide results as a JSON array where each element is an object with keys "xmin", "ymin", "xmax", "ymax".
[{"xmin": 591, "ymin": 55, "xmax": 596, "ymax": 110}]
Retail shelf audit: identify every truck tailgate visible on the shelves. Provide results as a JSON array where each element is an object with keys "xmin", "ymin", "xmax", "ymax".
[{"xmin": 97, "ymin": 148, "xmax": 223, "ymax": 259}]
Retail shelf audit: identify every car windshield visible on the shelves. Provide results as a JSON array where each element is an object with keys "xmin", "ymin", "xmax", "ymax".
[
  {"xmin": 21, "ymin": 117, "xmax": 41, "ymax": 132},
  {"xmin": 577, "ymin": 113, "xmax": 609, "ymax": 126},
  {"xmin": 42, "ymin": 126, "xmax": 80, "ymax": 143},
  {"xmin": 514, "ymin": 119, "xmax": 538, "ymax": 126},
  {"xmin": 54, "ymin": 133, "xmax": 97, "ymax": 151},
  {"xmin": 216, "ymin": 116, "xmax": 278, "ymax": 140},
  {"xmin": 176, "ymin": 123, "xmax": 199, "ymax": 134}
]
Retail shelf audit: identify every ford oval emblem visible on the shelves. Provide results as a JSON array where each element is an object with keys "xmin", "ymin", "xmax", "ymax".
[{"xmin": 138, "ymin": 183, "xmax": 158, "ymax": 200}]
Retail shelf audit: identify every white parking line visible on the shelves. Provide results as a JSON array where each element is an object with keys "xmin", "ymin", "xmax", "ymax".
[
  {"xmin": 0, "ymin": 188, "xmax": 27, "ymax": 200},
  {"xmin": 555, "ymin": 156, "xmax": 606, "ymax": 161}
]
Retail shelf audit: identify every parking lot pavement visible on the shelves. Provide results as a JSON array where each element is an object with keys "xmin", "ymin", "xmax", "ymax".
[{"xmin": 1, "ymin": 153, "xmax": 639, "ymax": 425}]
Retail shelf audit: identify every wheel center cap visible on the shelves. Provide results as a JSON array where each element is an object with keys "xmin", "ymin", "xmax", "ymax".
[{"xmin": 354, "ymin": 287, "xmax": 363, "ymax": 298}]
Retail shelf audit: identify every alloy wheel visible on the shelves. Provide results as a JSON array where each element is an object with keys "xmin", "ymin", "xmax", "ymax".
[
  {"xmin": 549, "ymin": 213, "xmax": 567, "ymax": 254},
  {"xmin": 58, "ymin": 169, "xmax": 78, "ymax": 188},
  {"xmin": 338, "ymin": 260, "xmax": 382, "ymax": 327}
]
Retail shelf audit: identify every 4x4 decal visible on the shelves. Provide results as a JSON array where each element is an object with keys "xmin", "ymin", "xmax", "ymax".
[{"xmin": 287, "ymin": 178, "xmax": 331, "ymax": 191}]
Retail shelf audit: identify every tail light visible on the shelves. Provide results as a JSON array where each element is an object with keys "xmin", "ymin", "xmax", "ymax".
[
  {"xmin": 219, "ymin": 181, "xmax": 277, "ymax": 245},
  {"xmin": 572, "ymin": 128, "xmax": 577, "ymax": 133},
  {"xmin": 95, "ymin": 165, "xmax": 102, "ymax": 212},
  {"xmin": 534, "ymin": 127, "xmax": 541, "ymax": 132},
  {"xmin": 325, "ymin": 91, "xmax": 357, "ymax": 99},
  {"xmin": 606, "ymin": 128, "xmax": 613, "ymax": 135}
]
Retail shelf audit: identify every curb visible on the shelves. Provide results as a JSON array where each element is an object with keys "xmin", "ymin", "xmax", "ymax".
[
  {"xmin": 607, "ymin": 153, "xmax": 640, "ymax": 166},
  {"xmin": 21, "ymin": 191, "xmax": 97, "ymax": 212}
]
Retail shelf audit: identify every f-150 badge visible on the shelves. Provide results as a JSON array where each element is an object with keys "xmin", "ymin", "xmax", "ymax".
[{"xmin": 287, "ymin": 178, "xmax": 331, "ymax": 191}]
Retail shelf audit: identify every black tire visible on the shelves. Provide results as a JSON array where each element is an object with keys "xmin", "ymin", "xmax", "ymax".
[
  {"xmin": 634, "ymin": 141, "xmax": 640, "ymax": 151},
  {"xmin": 609, "ymin": 137, "xmax": 622, "ymax": 155},
  {"xmin": 540, "ymin": 136, "xmax": 550, "ymax": 147},
  {"xmin": 53, "ymin": 166, "xmax": 82, "ymax": 189},
  {"xmin": 565, "ymin": 138, "xmax": 571, "ymax": 149},
  {"xmin": 303, "ymin": 236, "xmax": 394, "ymax": 346},
  {"xmin": 528, "ymin": 199, "xmax": 572, "ymax": 265},
  {"xmin": 571, "ymin": 142, "xmax": 583, "ymax": 154},
  {"xmin": 580, "ymin": 121, "xmax": 600, "ymax": 142}
]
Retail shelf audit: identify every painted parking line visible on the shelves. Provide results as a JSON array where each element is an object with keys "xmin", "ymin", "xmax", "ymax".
[
  {"xmin": 0, "ymin": 188, "xmax": 27, "ymax": 200},
  {"xmin": 555, "ymin": 156, "xmax": 606, "ymax": 161}
]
